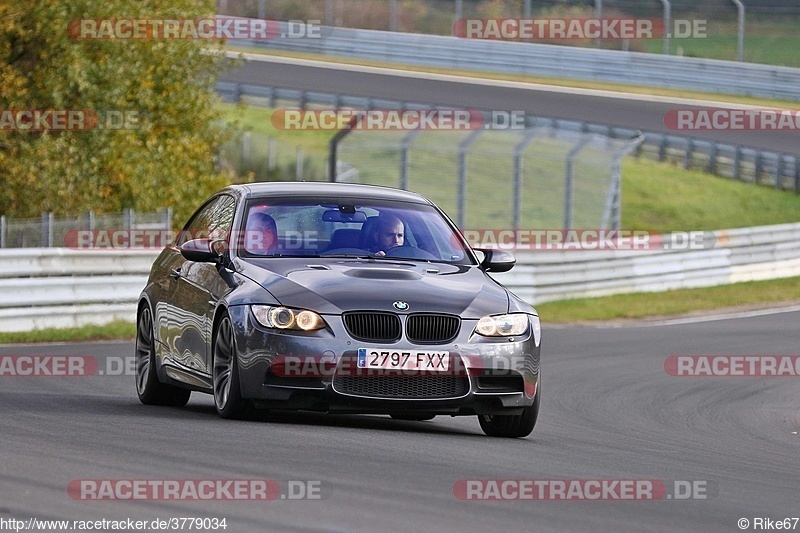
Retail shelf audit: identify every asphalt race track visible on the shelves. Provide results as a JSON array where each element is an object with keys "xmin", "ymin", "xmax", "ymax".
[
  {"xmin": 2, "ymin": 311, "xmax": 798, "ymax": 532},
  {"xmin": 220, "ymin": 56, "xmax": 800, "ymax": 157}
]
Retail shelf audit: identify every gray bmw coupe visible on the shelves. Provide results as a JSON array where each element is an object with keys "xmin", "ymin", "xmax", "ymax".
[{"xmin": 136, "ymin": 182, "xmax": 541, "ymax": 437}]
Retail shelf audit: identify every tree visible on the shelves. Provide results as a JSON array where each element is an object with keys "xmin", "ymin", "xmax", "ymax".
[{"xmin": 0, "ymin": 0, "xmax": 233, "ymax": 225}]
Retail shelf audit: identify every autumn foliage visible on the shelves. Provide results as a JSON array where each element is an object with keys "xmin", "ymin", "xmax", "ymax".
[{"xmin": 0, "ymin": 0, "xmax": 233, "ymax": 225}]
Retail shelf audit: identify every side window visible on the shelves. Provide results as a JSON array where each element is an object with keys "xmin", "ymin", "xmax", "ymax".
[{"xmin": 178, "ymin": 195, "xmax": 236, "ymax": 245}]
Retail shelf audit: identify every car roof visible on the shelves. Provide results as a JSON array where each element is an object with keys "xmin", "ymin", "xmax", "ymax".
[{"xmin": 229, "ymin": 182, "xmax": 433, "ymax": 204}]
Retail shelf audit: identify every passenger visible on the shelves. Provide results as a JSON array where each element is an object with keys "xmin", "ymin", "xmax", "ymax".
[{"xmin": 245, "ymin": 212, "xmax": 277, "ymax": 255}]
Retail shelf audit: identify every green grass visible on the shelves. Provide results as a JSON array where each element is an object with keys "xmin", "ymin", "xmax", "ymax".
[
  {"xmin": 536, "ymin": 276, "xmax": 800, "ymax": 323},
  {"xmin": 0, "ymin": 321, "xmax": 136, "ymax": 345},
  {"xmin": 642, "ymin": 20, "xmax": 800, "ymax": 68},
  {"xmin": 622, "ymin": 158, "xmax": 800, "ymax": 231},
  {"xmin": 221, "ymin": 104, "xmax": 334, "ymax": 157}
]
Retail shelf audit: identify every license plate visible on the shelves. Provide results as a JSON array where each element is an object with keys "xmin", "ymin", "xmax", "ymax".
[{"xmin": 357, "ymin": 349, "xmax": 450, "ymax": 371}]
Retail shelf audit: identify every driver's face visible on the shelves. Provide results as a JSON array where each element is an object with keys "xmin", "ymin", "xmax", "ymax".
[{"xmin": 377, "ymin": 221, "xmax": 404, "ymax": 250}]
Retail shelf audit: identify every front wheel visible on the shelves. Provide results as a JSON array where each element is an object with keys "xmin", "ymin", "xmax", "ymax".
[
  {"xmin": 135, "ymin": 305, "xmax": 191, "ymax": 407},
  {"xmin": 478, "ymin": 383, "xmax": 539, "ymax": 438},
  {"xmin": 213, "ymin": 316, "xmax": 252, "ymax": 419}
]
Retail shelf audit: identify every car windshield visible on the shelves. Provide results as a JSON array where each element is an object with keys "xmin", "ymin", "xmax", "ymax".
[{"xmin": 237, "ymin": 196, "xmax": 475, "ymax": 265}]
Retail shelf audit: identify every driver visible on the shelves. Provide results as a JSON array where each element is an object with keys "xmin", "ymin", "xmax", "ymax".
[{"xmin": 370, "ymin": 215, "xmax": 405, "ymax": 256}]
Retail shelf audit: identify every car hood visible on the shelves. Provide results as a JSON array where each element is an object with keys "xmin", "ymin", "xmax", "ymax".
[{"xmin": 236, "ymin": 257, "xmax": 509, "ymax": 317}]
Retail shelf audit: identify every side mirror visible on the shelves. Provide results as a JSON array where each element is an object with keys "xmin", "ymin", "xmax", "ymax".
[
  {"xmin": 180, "ymin": 238, "xmax": 227, "ymax": 262},
  {"xmin": 476, "ymin": 248, "xmax": 516, "ymax": 273}
]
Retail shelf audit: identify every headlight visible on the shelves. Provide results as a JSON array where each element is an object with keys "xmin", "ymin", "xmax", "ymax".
[
  {"xmin": 474, "ymin": 314, "xmax": 531, "ymax": 338},
  {"xmin": 251, "ymin": 305, "xmax": 326, "ymax": 331}
]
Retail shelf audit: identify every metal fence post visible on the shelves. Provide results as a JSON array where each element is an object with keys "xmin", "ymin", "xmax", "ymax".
[
  {"xmin": 706, "ymin": 143, "xmax": 718, "ymax": 174},
  {"xmin": 242, "ymin": 131, "xmax": 251, "ymax": 168},
  {"xmin": 257, "ymin": 0, "xmax": 266, "ymax": 19},
  {"xmin": 601, "ymin": 133, "xmax": 645, "ymax": 230},
  {"xmin": 123, "ymin": 208, "xmax": 132, "ymax": 231},
  {"xmin": 296, "ymin": 146, "xmax": 304, "ymax": 180},
  {"xmin": 594, "ymin": 0, "xmax": 603, "ymax": 49},
  {"xmin": 390, "ymin": 0, "xmax": 398, "ymax": 31},
  {"xmin": 41, "ymin": 212, "xmax": 53, "ymax": 247},
  {"xmin": 328, "ymin": 116, "xmax": 360, "ymax": 182},
  {"xmin": 733, "ymin": 146, "xmax": 742, "ymax": 180},
  {"xmin": 513, "ymin": 131, "xmax": 539, "ymax": 231},
  {"xmin": 268, "ymin": 137, "xmax": 276, "ymax": 170},
  {"xmin": 794, "ymin": 157, "xmax": 800, "ymax": 194},
  {"xmin": 399, "ymin": 130, "xmax": 420, "ymax": 190},
  {"xmin": 564, "ymin": 139, "xmax": 592, "ymax": 230},
  {"xmin": 457, "ymin": 129, "xmax": 483, "ymax": 228},
  {"xmin": 523, "ymin": 0, "xmax": 531, "ymax": 18},
  {"xmin": 684, "ymin": 138, "xmax": 693, "ymax": 169},
  {"xmin": 660, "ymin": 0, "xmax": 671, "ymax": 55},
  {"xmin": 326, "ymin": 0, "xmax": 334, "ymax": 26},
  {"xmin": 0, "ymin": 215, "xmax": 5, "ymax": 249},
  {"xmin": 731, "ymin": 0, "xmax": 745, "ymax": 61},
  {"xmin": 775, "ymin": 155, "xmax": 784, "ymax": 190},
  {"xmin": 455, "ymin": 0, "xmax": 463, "ymax": 23},
  {"xmin": 610, "ymin": 160, "xmax": 622, "ymax": 231},
  {"xmin": 754, "ymin": 151, "xmax": 762, "ymax": 182}
]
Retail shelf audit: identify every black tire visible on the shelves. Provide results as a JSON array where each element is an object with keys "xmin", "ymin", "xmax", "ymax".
[
  {"xmin": 478, "ymin": 382, "xmax": 540, "ymax": 438},
  {"xmin": 213, "ymin": 315, "xmax": 252, "ymax": 419},
  {"xmin": 390, "ymin": 414, "xmax": 436, "ymax": 421},
  {"xmin": 135, "ymin": 305, "xmax": 191, "ymax": 407}
]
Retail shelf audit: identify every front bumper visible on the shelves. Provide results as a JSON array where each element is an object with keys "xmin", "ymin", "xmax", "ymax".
[{"xmin": 229, "ymin": 305, "xmax": 540, "ymax": 416}]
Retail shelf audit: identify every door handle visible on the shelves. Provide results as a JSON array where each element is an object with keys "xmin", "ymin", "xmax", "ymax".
[{"xmin": 170, "ymin": 268, "xmax": 182, "ymax": 279}]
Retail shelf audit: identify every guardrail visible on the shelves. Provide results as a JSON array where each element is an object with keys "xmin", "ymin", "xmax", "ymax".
[
  {"xmin": 216, "ymin": 82, "xmax": 800, "ymax": 193},
  {"xmin": 236, "ymin": 22, "xmax": 800, "ymax": 101},
  {"xmin": 0, "ymin": 248, "xmax": 156, "ymax": 332},
  {"xmin": 494, "ymin": 223, "xmax": 800, "ymax": 303},
  {"xmin": 3, "ymin": 222, "xmax": 800, "ymax": 331}
]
